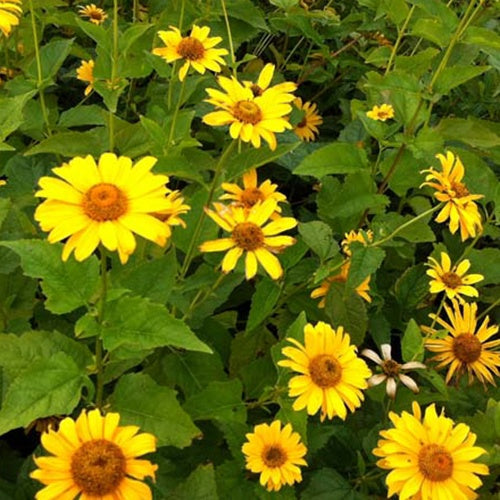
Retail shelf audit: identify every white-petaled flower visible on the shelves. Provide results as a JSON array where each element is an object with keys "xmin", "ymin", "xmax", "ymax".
[{"xmin": 361, "ymin": 344, "xmax": 425, "ymax": 399}]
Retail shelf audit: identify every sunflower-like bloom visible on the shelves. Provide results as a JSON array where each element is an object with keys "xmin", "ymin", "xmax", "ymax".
[
  {"xmin": 35, "ymin": 153, "xmax": 175, "ymax": 264},
  {"xmin": 0, "ymin": 179, "xmax": 6, "ymax": 186},
  {"xmin": 243, "ymin": 63, "xmax": 297, "ymax": 99},
  {"xmin": 151, "ymin": 190, "xmax": 190, "ymax": 237},
  {"xmin": 78, "ymin": 4, "xmax": 107, "ymax": 25},
  {"xmin": 152, "ymin": 25, "xmax": 228, "ymax": 81},
  {"xmin": 341, "ymin": 228, "xmax": 373, "ymax": 256},
  {"xmin": 366, "ymin": 103, "xmax": 394, "ymax": 121},
  {"xmin": 293, "ymin": 98, "xmax": 323, "ymax": 142},
  {"xmin": 200, "ymin": 199, "xmax": 297, "ymax": 280},
  {"xmin": 373, "ymin": 401, "xmax": 489, "ymax": 500},
  {"xmin": 424, "ymin": 300, "xmax": 500, "ymax": 385},
  {"xmin": 30, "ymin": 408, "xmax": 158, "ymax": 499},
  {"xmin": 76, "ymin": 59, "xmax": 95, "ymax": 96},
  {"xmin": 421, "ymin": 151, "xmax": 483, "ymax": 241},
  {"xmin": 426, "ymin": 252, "xmax": 483, "ymax": 302},
  {"xmin": 242, "ymin": 420, "xmax": 307, "ymax": 492},
  {"xmin": 203, "ymin": 74, "xmax": 296, "ymax": 150},
  {"xmin": 0, "ymin": 0, "xmax": 22, "ymax": 37},
  {"xmin": 278, "ymin": 321, "xmax": 372, "ymax": 421}
]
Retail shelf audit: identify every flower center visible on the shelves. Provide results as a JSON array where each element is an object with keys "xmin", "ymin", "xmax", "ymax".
[
  {"xmin": 451, "ymin": 181, "xmax": 470, "ymax": 198},
  {"xmin": 83, "ymin": 183, "xmax": 128, "ymax": 222},
  {"xmin": 309, "ymin": 354, "xmax": 342, "ymax": 388},
  {"xmin": 441, "ymin": 272, "xmax": 462, "ymax": 289},
  {"xmin": 232, "ymin": 222, "xmax": 264, "ymax": 251},
  {"xmin": 452, "ymin": 333, "xmax": 482, "ymax": 363},
  {"xmin": 378, "ymin": 111, "xmax": 389, "ymax": 119},
  {"xmin": 177, "ymin": 37, "xmax": 205, "ymax": 61},
  {"xmin": 250, "ymin": 84, "xmax": 263, "ymax": 97},
  {"xmin": 381, "ymin": 359, "xmax": 401, "ymax": 377},
  {"xmin": 70, "ymin": 439, "xmax": 126, "ymax": 495},
  {"xmin": 240, "ymin": 188, "xmax": 264, "ymax": 208},
  {"xmin": 90, "ymin": 10, "xmax": 103, "ymax": 20},
  {"xmin": 232, "ymin": 100, "xmax": 263, "ymax": 125},
  {"xmin": 418, "ymin": 444, "xmax": 453, "ymax": 482},
  {"xmin": 297, "ymin": 117, "xmax": 307, "ymax": 128},
  {"xmin": 262, "ymin": 445, "xmax": 287, "ymax": 468}
]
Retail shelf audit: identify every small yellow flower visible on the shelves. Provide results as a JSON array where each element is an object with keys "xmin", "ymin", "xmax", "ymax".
[
  {"xmin": 0, "ymin": 0, "xmax": 22, "ymax": 37},
  {"xmin": 151, "ymin": 190, "xmax": 190, "ymax": 238},
  {"xmin": 293, "ymin": 97, "xmax": 323, "ymax": 142},
  {"xmin": 341, "ymin": 229, "xmax": 373, "ymax": 256},
  {"xmin": 426, "ymin": 252, "xmax": 483, "ymax": 301},
  {"xmin": 76, "ymin": 59, "xmax": 95, "ymax": 96},
  {"xmin": 78, "ymin": 4, "xmax": 108, "ymax": 25},
  {"xmin": 152, "ymin": 25, "xmax": 228, "ymax": 81},
  {"xmin": 0, "ymin": 179, "xmax": 6, "ymax": 187},
  {"xmin": 242, "ymin": 420, "xmax": 307, "ymax": 492},
  {"xmin": 243, "ymin": 63, "xmax": 297, "ymax": 99},
  {"xmin": 366, "ymin": 103, "xmax": 394, "ymax": 121}
]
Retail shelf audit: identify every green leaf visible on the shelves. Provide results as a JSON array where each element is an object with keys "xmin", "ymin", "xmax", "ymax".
[
  {"xmin": 226, "ymin": 0, "xmax": 268, "ymax": 30},
  {"xmin": 110, "ymin": 373, "xmax": 200, "ymax": 448},
  {"xmin": 167, "ymin": 464, "xmax": 218, "ymax": 500},
  {"xmin": 246, "ymin": 278, "xmax": 282, "ymax": 332},
  {"xmin": 372, "ymin": 212, "xmax": 436, "ymax": 244},
  {"xmin": 0, "ymin": 92, "xmax": 37, "ymax": 142},
  {"xmin": 302, "ymin": 468, "xmax": 367, "ymax": 499},
  {"xmin": 466, "ymin": 248, "xmax": 500, "ymax": 286},
  {"xmin": 463, "ymin": 26, "xmax": 500, "ymax": 52},
  {"xmin": 411, "ymin": 18, "xmax": 452, "ymax": 47},
  {"xmin": 76, "ymin": 18, "xmax": 110, "ymax": 52},
  {"xmin": 433, "ymin": 65, "xmax": 490, "ymax": 95},
  {"xmin": 24, "ymin": 129, "xmax": 108, "ymax": 156},
  {"xmin": 276, "ymin": 396, "xmax": 308, "ymax": 443},
  {"xmin": 0, "ymin": 240, "xmax": 100, "ymax": 314},
  {"xmin": 401, "ymin": 319, "xmax": 424, "ymax": 362},
  {"xmin": 346, "ymin": 244, "xmax": 385, "ymax": 291},
  {"xmin": 298, "ymin": 221, "xmax": 337, "ymax": 261},
  {"xmin": 58, "ymin": 105, "xmax": 107, "ymax": 128},
  {"xmin": 434, "ymin": 117, "xmax": 500, "ymax": 149},
  {"xmin": 394, "ymin": 264, "xmax": 429, "ymax": 311},
  {"xmin": 26, "ymin": 39, "xmax": 74, "ymax": 83}
]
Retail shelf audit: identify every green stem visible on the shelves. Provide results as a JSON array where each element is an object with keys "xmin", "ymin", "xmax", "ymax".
[
  {"xmin": 182, "ymin": 273, "xmax": 225, "ymax": 321},
  {"xmin": 166, "ymin": 78, "xmax": 186, "ymax": 150},
  {"xmin": 178, "ymin": 0, "xmax": 186, "ymax": 31},
  {"xmin": 478, "ymin": 297, "xmax": 500, "ymax": 321},
  {"xmin": 133, "ymin": 0, "xmax": 139, "ymax": 23},
  {"xmin": 109, "ymin": 0, "xmax": 119, "ymax": 151},
  {"xmin": 385, "ymin": 5, "xmax": 415, "ymax": 75},
  {"xmin": 95, "ymin": 248, "xmax": 109, "ymax": 409},
  {"xmin": 220, "ymin": 0, "xmax": 237, "ymax": 76}
]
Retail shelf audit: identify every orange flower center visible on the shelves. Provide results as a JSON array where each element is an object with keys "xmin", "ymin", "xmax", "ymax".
[
  {"xmin": 378, "ymin": 111, "xmax": 389, "ymax": 119},
  {"xmin": 232, "ymin": 222, "xmax": 264, "ymax": 251},
  {"xmin": 418, "ymin": 444, "xmax": 453, "ymax": 482},
  {"xmin": 452, "ymin": 333, "xmax": 482, "ymax": 363},
  {"xmin": 381, "ymin": 359, "xmax": 400, "ymax": 377},
  {"xmin": 262, "ymin": 445, "xmax": 287, "ymax": 468},
  {"xmin": 83, "ymin": 183, "xmax": 128, "ymax": 222},
  {"xmin": 240, "ymin": 188, "xmax": 264, "ymax": 208},
  {"xmin": 309, "ymin": 354, "xmax": 342, "ymax": 388},
  {"xmin": 441, "ymin": 271, "xmax": 462, "ymax": 289},
  {"xmin": 233, "ymin": 100, "xmax": 262, "ymax": 125},
  {"xmin": 177, "ymin": 37, "xmax": 205, "ymax": 61},
  {"xmin": 71, "ymin": 439, "xmax": 126, "ymax": 495},
  {"xmin": 450, "ymin": 181, "xmax": 470, "ymax": 198}
]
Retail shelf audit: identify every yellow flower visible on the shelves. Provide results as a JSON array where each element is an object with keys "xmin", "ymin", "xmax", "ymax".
[
  {"xmin": 366, "ymin": 103, "xmax": 394, "ymax": 121},
  {"xmin": 35, "ymin": 153, "xmax": 174, "ymax": 264},
  {"xmin": 151, "ymin": 190, "xmax": 190, "ymax": 237},
  {"xmin": 0, "ymin": 179, "xmax": 6, "ymax": 186},
  {"xmin": 30, "ymin": 408, "xmax": 158, "ymax": 499},
  {"xmin": 421, "ymin": 151, "xmax": 483, "ymax": 240},
  {"xmin": 242, "ymin": 420, "xmax": 307, "ymax": 492},
  {"xmin": 152, "ymin": 25, "xmax": 228, "ymax": 81},
  {"xmin": 341, "ymin": 228, "xmax": 373, "ymax": 256},
  {"xmin": 78, "ymin": 4, "xmax": 108, "ymax": 25},
  {"xmin": 426, "ymin": 252, "xmax": 483, "ymax": 301},
  {"xmin": 424, "ymin": 300, "xmax": 500, "ymax": 386},
  {"xmin": 203, "ymin": 75, "xmax": 295, "ymax": 150},
  {"xmin": 0, "ymin": 0, "xmax": 22, "ymax": 37},
  {"xmin": 278, "ymin": 321, "xmax": 371, "ymax": 421},
  {"xmin": 293, "ymin": 97, "xmax": 323, "ymax": 142},
  {"xmin": 76, "ymin": 59, "xmax": 95, "ymax": 96},
  {"xmin": 243, "ymin": 63, "xmax": 297, "ymax": 99},
  {"xmin": 373, "ymin": 401, "xmax": 489, "ymax": 500}
]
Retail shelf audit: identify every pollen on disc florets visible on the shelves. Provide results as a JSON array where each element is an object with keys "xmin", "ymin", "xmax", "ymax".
[
  {"xmin": 262, "ymin": 445, "xmax": 288, "ymax": 468},
  {"xmin": 241, "ymin": 188, "xmax": 264, "ymax": 208},
  {"xmin": 232, "ymin": 222, "xmax": 264, "ymax": 250},
  {"xmin": 309, "ymin": 354, "xmax": 342, "ymax": 388},
  {"xmin": 453, "ymin": 333, "xmax": 482, "ymax": 363},
  {"xmin": 82, "ymin": 183, "xmax": 128, "ymax": 222},
  {"xmin": 177, "ymin": 37, "xmax": 205, "ymax": 60},
  {"xmin": 451, "ymin": 181, "xmax": 470, "ymax": 198},
  {"xmin": 381, "ymin": 359, "xmax": 401, "ymax": 377},
  {"xmin": 418, "ymin": 444, "xmax": 453, "ymax": 482},
  {"xmin": 233, "ymin": 101, "xmax": 263, "ymax": 124},
  {"xmin": 441, "ymin": 272, "xmax": 462, "ymax": 289}
]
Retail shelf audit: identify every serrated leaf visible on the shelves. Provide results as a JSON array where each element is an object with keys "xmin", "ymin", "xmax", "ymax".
[
  {"xmin": 346, "ymin": 244, "xmax": 385, "ymax": 291},
  {"xmin": 301, "ymin": 468, "xmax": 367, "ymax": 499},
  {"xmin": 401, "ymin": 319, "xmax": 424, "ymax": 362},
  {"xmin": 167, "ymin": 464, "xmax": 218, "ymax": 500},
  {"xmin": 24, "ymin": 129, "xmax": 108, "ymax": 156},
  {"xmin": 394, "ymin": 264, "xmax": 429, "ymax": 311},
  {"xmin": 0, "ymin": 92, "xmax": 36, "ymax": 142},
  {"xmin": 433, "ymin": 65, "xmax": 490, "ymax": 95},
  {"xmin": 246, "ymin": 278, "xmax": 282, "ymax": 332},
  {"xmin": 466, "ymin": 248, "xmax": 500, "ymax": 286},
  {"xmin": 298, "ymin": 221, "xmax": 337, "ymax": 261},
  {"xmin": 26, "ymin": 39, "xmax": 74, "ymax": 82}
]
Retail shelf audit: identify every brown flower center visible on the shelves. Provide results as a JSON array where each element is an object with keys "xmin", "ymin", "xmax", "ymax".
[
  {"xmin": 232, "ymin": 222, "xmax": 264, "ymax": 251},
  {"xmin": 297, "ymin": 117, "xmax": 307, "ymax": 128},
  {"xmin": 71, "ymin": 439, "xmax": 126, "ymax": 495},
  {"xmin": 90, "ymin": 11, "xmax": 103, "ymax": 21},
  {"xmin": 309, "ymin": 354, "xmax": 342, "ymax": 388},
  {"xmin": 83, "ymin": 183, "xmax": 128, "ymax": 222},
  {"xmin": 418, "ymin": 444, "xmax": 453, "ymax": 482},
  {"xmin": 451, "ymin": 181, "xmax": 470, "ymax": 198},
  {"xmin": 240, "ymin": 188, "xmax": 264, "ymax": 208},
  {"xmin": 177, "ymin": 37, "xmax": 205, "ymax": 61},
  {"xmin": 381, "ymin": 359, "xmax": 401, "ymax": 377},
  {"xmin": 250, "ymin": 84, "xmax": 263, "ymax": 97},
  {"xmin": 452, "ymin": 333, "xmax": 482, "ymax": 363},
  {"xmin": 441, "ymin": 272, "xmax": 462, "ymax": 289},
  {"xmin": 262, "ymin": 445, "xmax": 287, "ymax": 468},
  {"xmin": 232, "ymin": 100, "xmax": 263, "ymax": 125}
]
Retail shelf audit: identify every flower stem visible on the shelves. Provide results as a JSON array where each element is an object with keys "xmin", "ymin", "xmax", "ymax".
[
  {"xmin": 108, "ymin": 0, "xmax": 119, "ymax": 151},
  {"xmin": 95, "ymin": 248, "xmax": 109, "ymax": 409},
  {"xmin": 220, "ymin": 0, "xmax": 237, "ymax": 77},
  {"xmin": 385, "ymin": 5, "xmax": 415, "ymax": 75},
  {"xmin": 166, "ymin": 77, "xmax": 186, "ymax": 150}
]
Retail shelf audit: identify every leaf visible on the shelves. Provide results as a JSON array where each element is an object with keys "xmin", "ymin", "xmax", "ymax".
[
  {"xmin": 466, "ymin": 248, "xmax": 500, "ymax": 286},
  {"xmin": 401, "ymin": 319, "xmax": 424, "ymax": 362},
  {"xmin": 0, "ymin": 92, "xmax": 37, "ymax": 142},
  {"xmin": 433, "ymin": 65, "xmax": 490, "ymax": 95},
  {"xmin": 394, "ymin": 264, "xmax": 429, "ymax": 311},
  {"xmin": 434, "ymin": 117, "xmax": 500, "ymax": 149},
  {"xmin": 346, "ymin": 244, "xmax": 385, "ymax": 291},
  {"xmin": 110, "ymin": 373, "xmax": 200, "ymax": 448},
  {"xmin": 226, "ymin": 0, "xmax": 267, "ymax": 30},
  {"xmin": 75, "ymin": 18, "xmax": 110, "ymax": 52},
  {"xmin": 372, "ymin": 212, "xmax": 436, "ymax": 244},
  {"xmin": 58, "ymin": 105, "xmax": 107, "ymax": 128},
  {"xmin": 167, "ymin": 464, "xmax": 218, "ymax": 500},
  {"xmin": 298, "ymin": 221, "xmax": 337, "ymax": 261},
  {"xmin": 0, "ymin": 240, "xmax": 100, "ymax": 314},
  {"xmin": 25, "ymin": 39, "xmax": 74, "ymax": 83},
  {"xmin": 301, "ymin": 468, "xmax": 367, "ymax": 499},
  {"xmin": 246, "ymin": 278, "xmax": 282, "ymax": 332}
]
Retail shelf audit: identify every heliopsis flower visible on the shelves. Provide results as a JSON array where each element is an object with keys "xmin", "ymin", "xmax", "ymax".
[
  {"xmin": 278, "ymin": 321, "xmax": 372, "ymax": 421},
  {"xmin": 341, "ymin": 228, "xmax": 373, "ymax": 256},
  {"xmin": 78, "ymin": 4, "xmax": 108, "ymax": 25},
  {"xmin": 35, "ymin": 153, "xmax": 174, "ymax": 264},
  {"xmin": 361, "ymin": 343, "xmax": 425, "ymax": 399},
  {"xmin": 373, "ymin": 401, "xmax": 489, "ymax": 500},
  {"xmin": 243, "ymin": 63, "xmax": 297, "ymax": 99},
  {"xmin": 293, "ymin": 98, "xmax": 323, "ymax": 142},
  {"xmin": 0, "ymin": 0, "xmax": 22, "ymax": 37},
  {"xmin": 421, "ymin": 151, "xmax": 483, "ymax": 240},
  {"xmin": 426, "ymin": 252, "xmax": 483, "ymax": 302},
  {"xmin": 424, "ymin": 300, "xmax": 500, "ymax": 385},
  {"xmin": 200, "ymin": 199, "xmax": 297, "ymax": 280},
  {"xmin": 0, "ymin": 179, "xmax": 6, "ymax": 186},
  {"xmin": 152, "ymin": 25, "xmax": 228, "ymax": 81},
  {"xmin": 242, "ymin": 420, "xmax": 307, "ymax": 492},
  {"xmin": 366, "ymin": 103, "xmax": 394, "ymax": 121},
  {"xmin": 76, "ymin": 59, "xmax": 95, "ymax": 96},
  {"xmin": 203, "ymin": 75, "xmax": 295, "ymax": 150},
  {"xmin": 30, "ymin": 408, "xmax": 158, "ymax": 499},
  {"xmin": 152, "ymin": 190, "xmax": 190, "ymax": 237}
]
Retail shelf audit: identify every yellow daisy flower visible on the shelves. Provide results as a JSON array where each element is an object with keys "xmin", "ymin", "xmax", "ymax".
[
  {"xmin": 200, "ymin": 199, "xmax": 297, "ymax": 280},
  {"xmin": 152, "ymin": 25, "xmax": 228, "ymax": 82},
  {"xmin": 0, "ymin": 179, "xmax": 6, "ymax": 186},
  {"xmin": 30, "ymin": 408, "xmax": 158, "ymax": 499},
  {"xmin": 373, "ymin": 401, "xmax": 489, "ymax": 500},
  {"xmin": 341, "ymin": 228, "xmax": 373, "ymax": 256},
  {"xmin": 242, "ymin": 420, "xmax": 307, "ymax": 492},
  {"xmin": 421, "ymin": 151, "xmax": 483, "ymax": 240},
  {"xmin": 243, "ymin": 63, "xmax": 297, "ymax": 99},
  {"xmin": 278, "ymin": 321, "xmax": 372, "ymax": 421},
  {"xmin": 152, "ymin": 190, "xmax": 190, "ymax": 237},
  {"xmin": 203, "ymin": 75, "xmax": 295, "ymax": 150},
  {"xmin": 0, "ymin": 0, "xmax": 22, "ymax": 37},
  {"xmin": 293, "ymin": 98, "xmax": 323, "ymax": 142},
  {"xmin": 424, "ymin": 300, "xmax": 500, "ymax": 385},
  {"xmin": 76, "ymin": 59, "xmax": 95, "ymax": 96},
  {"xmin": 35, "ymin": 153, "xmax": 174, "ymax": 264},
  {"xmin": 366, "ymin": 103, "xmax": 394, "ymax": 121},
  {"xmin": 426, "ymin": 252, "xmax": 483, "ymax": 301},
  {"xmin": 78, "ymin": 4, "xmax": 108, "ymax": 25}
]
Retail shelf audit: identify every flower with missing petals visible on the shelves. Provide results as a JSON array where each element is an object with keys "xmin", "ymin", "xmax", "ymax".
[
  {"xmin": 366, "ymin": 103, "xmax": 394, "ymax": 121},
  {"xmin": 341, "ymin": 229, "xmax": 373, "ymax": 256},
  {"xmin": 76, "ymin": 59, "xmax": 95, "ymax": 96}
]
